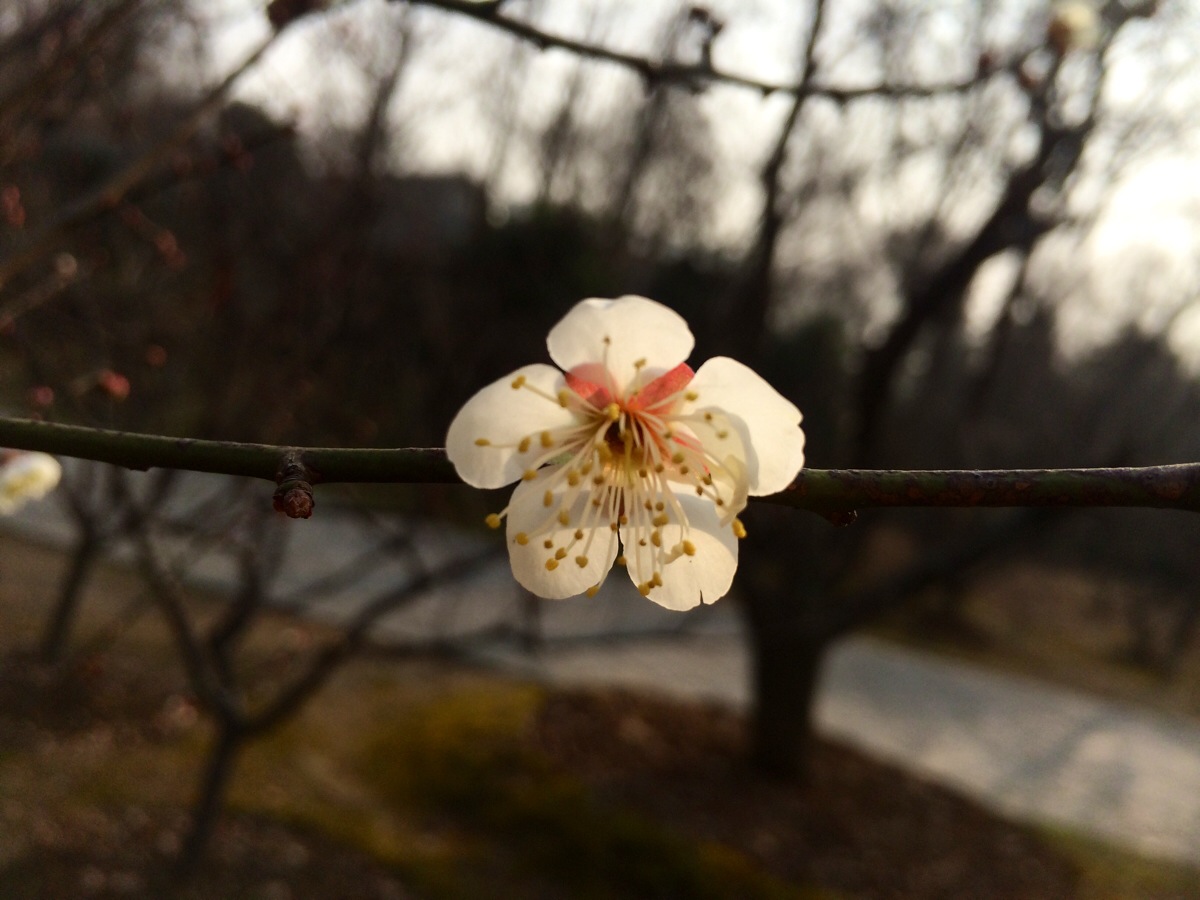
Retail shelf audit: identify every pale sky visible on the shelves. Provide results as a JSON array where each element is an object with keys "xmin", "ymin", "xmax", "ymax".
[{"xmin": 187, "ymin": 0, "xmax": 1200, "ymax": 359}]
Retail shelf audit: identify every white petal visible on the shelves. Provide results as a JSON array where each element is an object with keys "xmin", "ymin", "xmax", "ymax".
[
  {"xmin": 446, "ymin": 364, "xmax": 579, "ymax": 489},
  {"xmin": 546, "ymin": 296, "xmax": 694, "ymax": 394},
  {"xmin": 505, "ymin": 471, "xmax": 619, "ymax": 600},
  {"xmin": 0, "ymin": 452, "xmax": 62, "ymax": 514},
  {"xmin": 683, "ymin": 357, "xmax": 805, "ymax": 496},
  {"xmin": 621, "ymin": 490, "xmax": 738, "ymax": 611},
  {"xmin": 671, "ymin": 414, "xmax": 750, "ymax": 523}
]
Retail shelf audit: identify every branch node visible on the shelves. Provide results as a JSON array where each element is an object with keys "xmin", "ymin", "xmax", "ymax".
[
  {"xmin": 273, "ymin": 451, "xmax": 315, "ymax": 519},
  {"xmin": 821, "ymin": 509, "xmax": 858, "ymax": 528}
]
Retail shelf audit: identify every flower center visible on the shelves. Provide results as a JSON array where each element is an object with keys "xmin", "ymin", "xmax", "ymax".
[{"xmin": 476, "ymin": 356, "xmax": 747, "ymax": 599}]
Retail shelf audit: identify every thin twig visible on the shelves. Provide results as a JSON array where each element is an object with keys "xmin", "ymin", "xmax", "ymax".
[{"xmin": 395, "ymin": 0, "xmax": 983, "ymax": 101}]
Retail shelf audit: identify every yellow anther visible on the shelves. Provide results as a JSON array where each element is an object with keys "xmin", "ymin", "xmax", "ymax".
[
  {"xmin": 643, "ymin": 500, "xmax": 653, "ymax": 511},
  {"xmin": 655, "ymin": 463, "xmax": 665, "ymax": 474},
  {"xmin": 638, "ymin": 582, "xmax": 652, "ymax": 597},
  {"xmin": 618, "ymin": 514, "xmax": 629, "ymax": 525},
  {"xmin": 682, "ymin": 540, "xmax": 696, "ymax": 556},
  {"xmin": 515, "ymin": 532, "xmax": 530, "ymax": 545},
  {"xmin": 518, "ymin": 436, "xmax": 532, "ymax": 453},
  {"xmin": 545, "ymin": 558, "xmax": 559, "ymax": 571},
  {"xmin": 651, "ymin": 531, "xmax": 662, "ymax": 548},
  {"xmin": 557, "ymin": 509, "xmax": 571, "ymax": 526},
  {"xmin": 575, "ymin": 555, "xmax": 589, "ymax": 567},
  {"xmin": 603, "ymin": 335, "xmax": 612, "ymax": 345},
  {"xmin": 616, "ymin": 555, "xmax": 627, "ymax": 566},
  {"xmin": 663, "ymin": 428, "xmax": 674, "ymax": 439},
  {"xmin": 555, "ymin": 547, "xmax": 567, "ymax": 560},
  {"xmin": 609, "ymin": 522, "xmax": 619, "ymax": 532},
  {"xmin": 655, "ymin": 501, "xmax": 665, "ymax": 511},
  {"xmin": 543, "ymin": 490, "xmax": 554, "ymax": 507},
  {"xmin": 511, "ymin": 375, "xmax": 526, "ymax": 389},
  {"xmin": 540, "ymin": 430, "xmax": 554, "ymax": 448},
  {"xmin": 671, "ymin": 452, "xmax": 685, "ymax": 465},
  {"xmin": 716, "ymin": 498, "xmax": 726, "ymax": 507},
  {"xmin": 652, "ymin": 514, "xmax": 669, "ymax": 527},
  {"xmin": 651, "ymin": 573, "xmax": 663, "ymax": 587},
  {"xmin": 679, "ymin": 465, "xmax": 689, "ymax": 475},
  {"xmin": 605, "ymin": 402, "xmax": 621, "ymax": 422},
  {"xmin": 574, "ymin": 529, "xmax": 584, "ymax": 540},
  {"xmin": 696, "ymin": 486, "xmax": 704, "ymax": 495},
  {"xmin": 717, "ymin": 430, "xmax": 729, "ymax": 440},
  {"xmin": 522, "ymin": 469, "xmax": 538, "ymax": 481},
  {"xmin": 474, "ymin": 437, "xmax": 490, "ymax": 446},
  {"xmin": 592, "ymin": 497, "xmax": 603, "ymax": 507},
  {"xmin": 638, "ymin": 468, "xmax": 648, "ymax": 478},
  {"xmin": 567, "ymin": 471, "xmax": 581, "ymax": 487},
  {"xmin": 732, "ymin": 518, "xmax": 747, "ymax": 539},
  {"xmin": 685, "ymin": 391, "xmax": 698, "ymax": 401},
  {"xmin": 543, "ymin": 539, "xmax": 554, "ymax": 549},
  {"xmin": 702, "ymin": 474, "xmax": 713, "ymax": 485},
  {"xmin": 586, "ymin": 586, "xmax": 600, "ymax": 597},
  {"xmin": 485, "ymin": 513, "xmax": 502, "ymax": 529},
  {"xmin": 634, "ymin": 357, "xmax": 647, "ymax": 369},
  {"xmin": 593, "ymin": 474, "xmax": 605, "ymax": 486},
  {"xmin": 704, "ymin": 412, "xmax": 713, "ymax": 421},
  {"xmin": 557, "ymin": 389, "xmax": 571, "ymax": 407}
]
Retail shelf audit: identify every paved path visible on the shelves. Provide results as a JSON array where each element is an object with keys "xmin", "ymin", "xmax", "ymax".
[{"xmin": 6, "ymin": 466, "xmax": 1200, "ymax": 866}]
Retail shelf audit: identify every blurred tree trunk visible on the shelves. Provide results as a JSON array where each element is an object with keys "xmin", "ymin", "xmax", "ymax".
[{"xmin": 743, "ymin": 600, "xmax": 824, "ymax": 778}]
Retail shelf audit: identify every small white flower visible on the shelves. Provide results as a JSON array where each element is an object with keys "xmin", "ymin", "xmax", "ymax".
[
  {"xmin": 446, "ymin": 296, "xmax": 805, "ymax": 609},
  {"xmin": 0, "ymin": 451, "xmax": 62, "ymax": 515}
]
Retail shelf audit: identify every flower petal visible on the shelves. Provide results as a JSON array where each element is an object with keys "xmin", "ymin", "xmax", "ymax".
[
  {"xmin": 446, "ymin": 364, "xmax": 580, "ymax": 489},
  {"xmin": 621, "ymin": 490, "xmax": 738, "ymax": 611},
  {"xmin": 683, "ymin": 357, "xmax": 805, "ymax": 496},
  {"xmin": 505, "ymin": 472, "xmax": 619, "ymax": 599},
  {"xmin": 546, "ymin": 296, "xmax": 694, "ymax": 394}
]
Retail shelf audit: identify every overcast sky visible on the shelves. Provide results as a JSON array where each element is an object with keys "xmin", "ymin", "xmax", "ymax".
[{"xmin": 190, "ymin": 0, "xmax": 1200, "ymax": 358}]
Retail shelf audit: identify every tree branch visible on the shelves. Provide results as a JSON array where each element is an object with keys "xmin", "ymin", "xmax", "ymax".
[
  {"xmin": 395, "ymin": 0, "xmax": 983, "ymax": 101},
  {"xmin": 4, "ymin": 416, "xmax": 1200, "ymax": 517}
]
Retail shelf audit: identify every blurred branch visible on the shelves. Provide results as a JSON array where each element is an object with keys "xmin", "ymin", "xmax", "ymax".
[
  {"xmin": 0, "ymin": 27, "xmax": 282, "ymax": 293},
  {"xmin": 396, "ymin": 0, "xmax": 983, "ymax": 100},
  {"xmin": 4, "ymin": 416, "xmax": 1200, "ymax": 516}
]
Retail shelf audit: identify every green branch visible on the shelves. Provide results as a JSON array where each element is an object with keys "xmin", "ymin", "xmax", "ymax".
[{"xmin": 3, "ymin": 416, "xmax": 1200, "ymax": 519}]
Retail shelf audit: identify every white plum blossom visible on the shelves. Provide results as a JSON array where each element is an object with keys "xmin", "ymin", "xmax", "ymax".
[
  {"xmin": 446, "ymin": 295, "xmax": 805, "ymax": 610},
  {"xmin": 0, "ymin": 451, "xmax": 62, "ymax": 515}
]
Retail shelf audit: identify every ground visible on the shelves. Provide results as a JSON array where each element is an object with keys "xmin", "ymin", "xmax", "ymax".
[{"xmin": 0, "ymin": 531, "xmax": 1198, "ymax": 899}]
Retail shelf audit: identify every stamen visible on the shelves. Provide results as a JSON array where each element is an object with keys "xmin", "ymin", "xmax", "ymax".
[
  {"xmin": 511, "ymin": 375, "xmax": 526, "ymax": 389},
  {"xmin": 474, "ymin": 438, "xmax": 490, "ymax": 446},
  {"xmin": 515, "ymin": 532, "xmax": 529, "ymax": 545},
  {"xmin": 518, "ymin": 436, "xmax": 532, "ymax": 453},
  {"xmin": 522, "ymin": 469, "xmax": 538, "ymax": 481},
  {"xmin": 485, "ymin": 513, "xmax": 502, "ymax": 529},
  {"xmin": 545, "ymin": 559, "xmax": 558, "ymax": 570},
  {"xmin": 732, "ymin": 518, "xmax": 747, "ymax": 539},
  {"xmin": 540, "ymin": 430, "xmax": 554, "ymax": 448}
]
